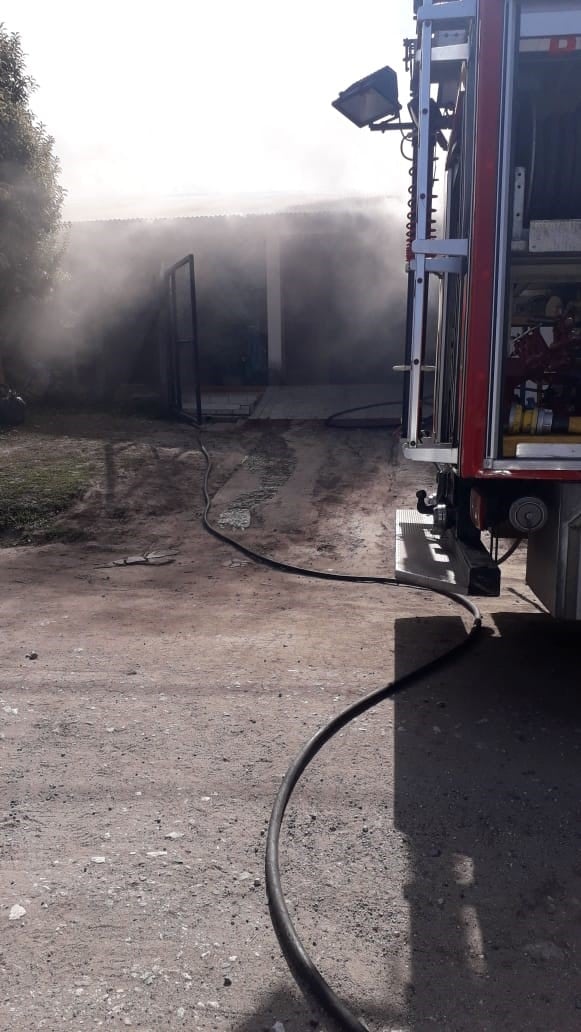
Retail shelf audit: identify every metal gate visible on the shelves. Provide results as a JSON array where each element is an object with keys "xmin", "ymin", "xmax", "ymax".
[{"xmin": 166, "ymin": 254, "xmax": 202, "ymax": 424}]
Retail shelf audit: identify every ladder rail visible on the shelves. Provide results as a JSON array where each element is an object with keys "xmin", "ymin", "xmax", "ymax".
[{"xmin": 404, "ymin": 0, "xmax": 473, "ymax": 461}]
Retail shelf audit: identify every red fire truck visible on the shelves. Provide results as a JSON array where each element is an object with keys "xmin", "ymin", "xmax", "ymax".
[{"xmin": 333, "ymin": 0, "xmax": 581, "ymax": 619}]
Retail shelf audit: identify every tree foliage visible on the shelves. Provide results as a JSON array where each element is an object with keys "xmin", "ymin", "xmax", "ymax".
[{"xmin": 0, "ymin": 24, "xmax": 64, "ymax": 313}]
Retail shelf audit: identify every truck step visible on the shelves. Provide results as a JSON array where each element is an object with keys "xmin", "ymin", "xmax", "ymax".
[{"xmin": 395, "ymin": 509, "xmax": 500, "ymax": 596}]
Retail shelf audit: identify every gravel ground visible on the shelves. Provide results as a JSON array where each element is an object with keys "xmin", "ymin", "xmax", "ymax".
[{"xmin": 1, "ymin": 412, "xmax": 580, "ymax": 1032}]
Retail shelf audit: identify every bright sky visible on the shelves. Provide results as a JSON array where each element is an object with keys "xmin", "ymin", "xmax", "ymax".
[{"xmin": 3, "ymin": 1, "xmax": 415, "ymax": 220}]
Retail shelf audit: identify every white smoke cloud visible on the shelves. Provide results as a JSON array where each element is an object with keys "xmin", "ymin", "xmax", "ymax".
[{"xmin": 2, "ymin": 0, "xmax": 414, "ymax": 220}]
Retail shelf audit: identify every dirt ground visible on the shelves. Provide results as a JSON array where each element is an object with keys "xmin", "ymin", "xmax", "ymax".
[{"xmin": 1, "ymin": 411, "xmax": 581, "ymax": 1032}]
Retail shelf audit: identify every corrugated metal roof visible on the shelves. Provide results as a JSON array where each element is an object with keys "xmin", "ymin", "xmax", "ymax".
[{"xmin": 66, "ymin": 193, "xmax": 396, "ymax": 225}]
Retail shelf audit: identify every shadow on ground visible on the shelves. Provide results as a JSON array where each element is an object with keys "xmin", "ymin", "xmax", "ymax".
[{"xmin": 388, "ymin": 609, "xmax": 581, "ymax": 1031}]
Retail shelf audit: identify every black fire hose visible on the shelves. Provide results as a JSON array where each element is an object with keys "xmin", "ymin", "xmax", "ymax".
[
  {"xmin": 265, "ymin": 589, "xmax": 480, "ymax": 1032},
  {"xmin": 186, "ymin": 422, "xmax": 483, "ymax": 1032},
  {"xmin": 325, "ymin": 397, "xmax": 433, "ymax": 431},
  {"xmin": 325, "ymin": 400, "xmax": 402, "ymax": 430}
]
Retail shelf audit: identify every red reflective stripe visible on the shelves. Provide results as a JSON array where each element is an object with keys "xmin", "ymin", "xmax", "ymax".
[
  {"xmin": 459, "ymin": 0, "xmax": 504, "ymax": 478},
  {"xmin": 549, "ymin": 36, "xmax": 577, "ymax": 52}
]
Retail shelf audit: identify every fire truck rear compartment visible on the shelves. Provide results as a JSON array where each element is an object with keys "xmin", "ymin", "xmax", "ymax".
[
  {"xmin": 479, "ymin": 46, "xmax": 581, "ymax": 619},
  {"xmin": 502, "ymin": 51, "xmax": 581, "ymax": 462},
  {"xmin": 396, "ymin": 9, "xmax": 581, "ymax": 617}
]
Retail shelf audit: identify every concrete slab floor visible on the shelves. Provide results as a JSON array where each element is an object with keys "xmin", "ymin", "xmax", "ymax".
[{"xmin": 251, "ymin": 384, "xmax": 401, "ymax": 421}]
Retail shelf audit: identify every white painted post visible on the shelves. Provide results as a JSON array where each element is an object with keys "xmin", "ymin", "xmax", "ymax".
[{"xmin": 266, "ymin": 227, "xmax": 283, "ymax": 384}]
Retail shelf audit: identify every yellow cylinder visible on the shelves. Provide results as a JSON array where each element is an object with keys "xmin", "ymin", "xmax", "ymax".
[
  {"xmin": 509, "ymin": 404, "xmax": 523, "ymax": 434},
  {"xmin": 522, "ymin": 408, "xmax": 538, "ymax": 434}
]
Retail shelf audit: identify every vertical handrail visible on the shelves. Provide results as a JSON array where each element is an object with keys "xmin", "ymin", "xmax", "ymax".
[{"xmin": 406, "ymin": 16, "xmax": 433, "ymax": 448}]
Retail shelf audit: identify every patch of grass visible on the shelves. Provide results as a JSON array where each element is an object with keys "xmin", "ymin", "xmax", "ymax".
[{"xmin": 0, "ymin": 458, "xmax": 94, "ymax": 541}]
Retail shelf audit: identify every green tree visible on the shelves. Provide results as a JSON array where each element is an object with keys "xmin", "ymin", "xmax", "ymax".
[{"xmin": 0, "ymin": 24, "xmax": 64, "ymax": 364}]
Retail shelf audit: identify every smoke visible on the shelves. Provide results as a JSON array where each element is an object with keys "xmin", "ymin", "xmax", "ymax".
[
  {"xmin": 1, "ymin": 1, "xmax": 419, "ymax": 399},
  {"xmin": 10, "ymin": 195, "xmax": 413, "ymax": 400},
  {"xmin": 278, "ymin": 200, "xmax": 409, "ymax": 385}
]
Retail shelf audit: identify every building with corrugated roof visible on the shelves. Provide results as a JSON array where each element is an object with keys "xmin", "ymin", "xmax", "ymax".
[{"xmin": 15, "ymin": 197, "xmax": 407, "ymax": 411}]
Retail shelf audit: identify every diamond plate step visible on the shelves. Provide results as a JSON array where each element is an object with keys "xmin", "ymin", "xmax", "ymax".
[{"xmin": 395, "ymin": 509, "xmax": 500, "ymax": 596}]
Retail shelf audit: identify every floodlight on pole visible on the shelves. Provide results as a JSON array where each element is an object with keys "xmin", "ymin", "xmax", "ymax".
[{"xmin": 332, "ymin": 66, "xmax": 401, "ymax": 129}]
